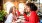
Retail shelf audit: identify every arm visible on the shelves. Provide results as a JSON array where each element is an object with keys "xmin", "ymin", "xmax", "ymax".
[{"xmin": 24, "ymin": 13, "xmax": 29, "ymax": 21}]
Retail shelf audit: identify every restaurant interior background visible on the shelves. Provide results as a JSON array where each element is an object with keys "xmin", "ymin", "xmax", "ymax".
[{"xmin": 0, "ymin": 0, "xmax": 42, "ymax": 23}]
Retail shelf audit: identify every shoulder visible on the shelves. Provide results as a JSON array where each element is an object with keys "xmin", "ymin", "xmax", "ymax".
[
  {"xmin": 31, "ymin": 11, "xmax": 36, "ymax": 14},
  {"xmin": 7, "ymin": 13, "xmax": 13, "ymax": 18},
  {"xmin": 30, "ymin": 11, "xmax": 37, "ymax": 16}
]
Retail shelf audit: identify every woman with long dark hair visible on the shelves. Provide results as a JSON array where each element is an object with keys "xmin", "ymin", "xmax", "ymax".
[{"xmin": 24, "ymin": 3, "xmax": 39, "ymax": 23}]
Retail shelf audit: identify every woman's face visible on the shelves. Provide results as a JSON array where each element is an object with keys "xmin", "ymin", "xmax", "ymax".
[
  {"xmin": 12, "ymin": 7, "xmax": 16, "ymax": 14},
  {"xmin": 25, "ymin": 5, "xmax": 30, "ymax": 12}
]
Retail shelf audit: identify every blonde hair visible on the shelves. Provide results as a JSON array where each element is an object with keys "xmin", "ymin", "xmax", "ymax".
[{"xmin": 9, "ymin": 6, "xmax": 16, "ymax": 14}]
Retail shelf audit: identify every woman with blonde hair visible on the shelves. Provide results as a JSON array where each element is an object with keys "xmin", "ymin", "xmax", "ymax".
[{"xmin": 5, "ymin": 6, "xmax": 17, "ymax": 23}]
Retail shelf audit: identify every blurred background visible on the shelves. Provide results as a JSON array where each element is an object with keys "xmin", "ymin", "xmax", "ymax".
[{"xmin": 0, "ymin": 0, "xmax": 42, "ymax": 23}]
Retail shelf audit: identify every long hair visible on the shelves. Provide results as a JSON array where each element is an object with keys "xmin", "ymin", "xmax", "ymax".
[{"xmin": 9, "ymin": 6, "xmax": 16, "ymax": 14}]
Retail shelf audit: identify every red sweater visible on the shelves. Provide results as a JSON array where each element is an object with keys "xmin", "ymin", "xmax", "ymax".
[
  {"xmin": 16, "ymin": 10, "xmax": 20, "ymax": 16},
  {"xmin": 24, "ymin": 11, "xmax": 39, "ymax": 23}
]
